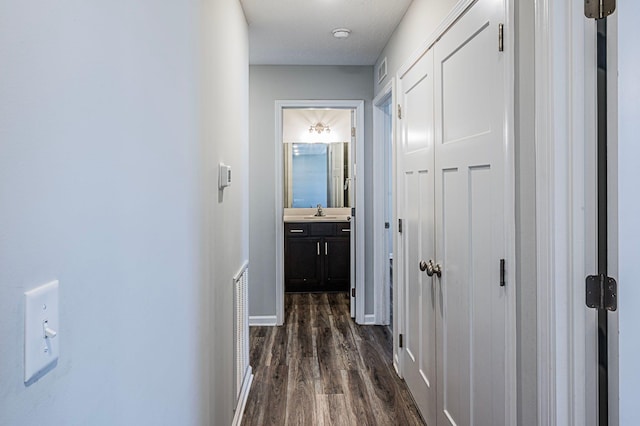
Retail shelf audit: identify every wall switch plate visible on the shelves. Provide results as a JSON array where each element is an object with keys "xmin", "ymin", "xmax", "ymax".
[
  {"xmin": 218, "ymin": 163, "xmax": 232, "ymax": 189},
  {"xmin": 24, "ymin": 280, "xmax": 59, "ymax": 383}
]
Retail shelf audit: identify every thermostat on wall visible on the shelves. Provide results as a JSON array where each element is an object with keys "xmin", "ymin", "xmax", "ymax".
[{"xmin": 219, "ymin": 163, "xmax": 232, "ymax": 189}]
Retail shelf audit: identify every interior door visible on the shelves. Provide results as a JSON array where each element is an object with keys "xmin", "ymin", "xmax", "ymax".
[
  {"xmin": 433, "ymin": 0, "xmax": 507, "ymax": 424},
  {"xmin": 398, "ymin": 48, "xmax": 437, "ymax": 425}
]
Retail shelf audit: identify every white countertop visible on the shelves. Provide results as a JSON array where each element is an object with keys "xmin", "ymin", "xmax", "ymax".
[{"xmin": 283, "ymin": 207, "xmax": 351, "ymax": 223}]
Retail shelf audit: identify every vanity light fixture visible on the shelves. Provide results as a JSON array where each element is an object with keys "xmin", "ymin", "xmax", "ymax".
[
  {"xmin": 332, "ymin": 28, "xmax": 351, "ymax": 39},
  {"xmin": 309, "ymin": 122, "xmax": 331, "ymax": 134}
]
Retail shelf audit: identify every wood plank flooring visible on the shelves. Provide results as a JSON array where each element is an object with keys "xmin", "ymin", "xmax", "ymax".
[{"xmin": 241, "ymin": 293, "xmax": 425, "ymax": 426}]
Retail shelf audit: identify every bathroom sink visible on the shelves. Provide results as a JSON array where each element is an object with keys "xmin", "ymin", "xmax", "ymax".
[{"xmin": 283, "ymin": 214, "xmax": 351, "ymax": 222}]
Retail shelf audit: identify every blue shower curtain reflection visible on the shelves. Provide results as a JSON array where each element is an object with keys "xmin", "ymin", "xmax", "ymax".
[{"xmin": 291, "ymin": 143, "xmax": 328, "ymax": 208}]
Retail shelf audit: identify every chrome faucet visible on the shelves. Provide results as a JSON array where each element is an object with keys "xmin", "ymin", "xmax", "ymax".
[{"xmin": 315, "ymin": 203, "xmax": 325, "ymax": 217}]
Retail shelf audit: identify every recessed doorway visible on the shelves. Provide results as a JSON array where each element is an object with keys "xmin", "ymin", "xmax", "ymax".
[{"xmin": 275, "ymin": 100, "xmax": 365, "ymax": 325}]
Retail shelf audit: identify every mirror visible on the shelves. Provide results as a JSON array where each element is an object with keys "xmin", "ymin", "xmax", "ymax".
[
  {"xmin": 282, "ymin": 108, "xmax": 352, "ymax": 208},
  {"xmin": 283, "ymin": 142, "xmax": 350, "ymax": 208}
]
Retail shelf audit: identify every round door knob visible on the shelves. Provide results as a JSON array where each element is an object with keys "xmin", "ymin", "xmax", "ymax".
[
  {"xmin": 419, "ymin": 260, "xmax": 428, "ymax": 272},
  {"xmin": 425, "ymin": 259, "xmax": 442, "ymax": 277},
  {"xmin": 432, "ymin": 261, "xmax": 442, "ymax": 278}
]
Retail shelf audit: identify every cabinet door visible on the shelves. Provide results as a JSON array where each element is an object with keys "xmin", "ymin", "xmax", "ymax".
[
  {"xmin": 285, "ymin": 237, "xmax": 322, "ymax": 292},
  {"xmin": 324, "ymin": 236, "xmax": 350, "ymax": 291}
]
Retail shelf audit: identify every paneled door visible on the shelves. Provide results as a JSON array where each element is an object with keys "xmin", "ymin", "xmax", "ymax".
[
  {"xmin": 433, "ymin": 0, "xmax": 507, "ymax": 424},
  {"xmin": 398, "ymin": 0, "xmax": 510, "ymax": 424},
  {"xmin": 398, "ymin": 48, "xmax": 437, "ymax": 425}
]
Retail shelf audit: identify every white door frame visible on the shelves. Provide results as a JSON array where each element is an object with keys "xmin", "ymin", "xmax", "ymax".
[
  {"xmin": 534, "ymin": 0, "xmax": 599, "ymax": 424},
  {"xmin": 274, "ymin": 100, "xmax": 366, "ymax": 325},
  {"xmin": 372, "ymin": 79, "xmax": 395, "ymax": 326}
]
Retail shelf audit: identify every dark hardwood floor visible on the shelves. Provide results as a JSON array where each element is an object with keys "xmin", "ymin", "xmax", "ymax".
[{"xmin": 241, "ymin": 292, "xmax": 425, "ymax": 426}]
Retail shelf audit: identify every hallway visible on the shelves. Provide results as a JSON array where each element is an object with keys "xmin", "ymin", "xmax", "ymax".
[{"xmin": 241, "ymin": 293, "xmax": 424, "ymax": 425}]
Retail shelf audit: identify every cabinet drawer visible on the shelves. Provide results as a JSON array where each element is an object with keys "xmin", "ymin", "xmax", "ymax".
[
  {"xmin": 285, "ymin": 223, "xmax": 309, "ymax": 236},
  {"xmin": 335, "ymin": 222, "xmax": 351, "ymax": 235},
  {"xmin": 309, "ymin": 222, "xmax": 335, "ymax": 236}
]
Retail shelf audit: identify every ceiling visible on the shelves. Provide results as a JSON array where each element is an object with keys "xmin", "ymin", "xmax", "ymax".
[{"xmin": 240, "ymin": 0, "xmax": 413, "ymax": 65}]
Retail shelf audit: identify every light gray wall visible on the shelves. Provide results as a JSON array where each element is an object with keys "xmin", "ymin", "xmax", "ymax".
[
  {"xmin": 374, "ymin": 0, "xmax": 458, "ymax": 97},
  {"xmin": 249, "ymin": 65, "xmax": 374, "ymax": 317},
  {"xmin": 203, "ymin": 0, "xmax": 250, "ymax": 424},
  {"xmin": 0, "ymin": 0, "xmax": 248, "ymax": 424},
  {"xmin": 373, "ymin": 1, "xmax": 538, "ymax": 424}
]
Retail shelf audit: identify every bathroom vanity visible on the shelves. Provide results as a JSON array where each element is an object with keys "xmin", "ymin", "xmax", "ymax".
[{"xmin": 284, "ymin": 219, "xmax": 351, "ymax": 293}]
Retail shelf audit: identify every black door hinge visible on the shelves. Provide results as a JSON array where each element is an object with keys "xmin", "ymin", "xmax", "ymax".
[
  {"xmin": 500, "ymin": 259, "xmax": 506, "ymax": 287},
  {"xmin": 351, "ymin": 288, "xmax": 356, "ymax": 298},
  {"xmin": 586, "ymin": 273, "xmax": 617, "ymax": 311},
  {"xmin": 399, "ymin": 334, "xmax": 403, "ymax": 348},
  {"xmin": 385, "ymin": 222, "xmax": 390, "ymax": 229},
  {"xmin": 351, "ymin": 207, "xmax": 355, "ymax": 217},
  {"xmin": 398, "ymin": 219, "xmax": 403, "ymax": 233}
]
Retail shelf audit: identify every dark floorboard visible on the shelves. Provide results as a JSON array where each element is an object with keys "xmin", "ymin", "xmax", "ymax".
[{"xmin": 241, "ymin": 292, "xmax": 425, "ymax": 426}]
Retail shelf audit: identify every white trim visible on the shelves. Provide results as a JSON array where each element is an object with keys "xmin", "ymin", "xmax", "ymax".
[
  {"xmin": 535, "ymin": 0, "xmax": 598, "ymax": 425},
  {"xmin": 502, "ymin": 1, "xmax": 517, "ymax": 424},
  {"xmin": 372, "ymin": 79, "xmax": 395, "ymax": 326},
  {"xmin": 232, "ymin": 366, "xmax": 254, "ymax": 426},
  {"xmin": 607, "ymin": 11, "xmax": 616, "ymax": 425},
  {"xmin": 363, "ymin": 314, "xmax": 376, "ymax": 325},
  {"xmin": 249, "ymin": 315, "xmax": 277, "ymax": 326},
  {"xmin": 534, "ymin": 0, "xmax": 555, "ymax": 421},
  {"xmin": 274, "ymin": 100, "xmax": 366, "ymax": 325}
]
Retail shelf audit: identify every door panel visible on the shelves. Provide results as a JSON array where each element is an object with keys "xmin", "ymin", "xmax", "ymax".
[
  {"xmin": 399, "ymin": 48, "xmax": 437, "ymax": 425},
  {"xmin": 434, "ymin": 0, "xmax": 506, "ymax": 425},
  {"xmin": 441, "ymin": 21, "xmax": 493, "ymax": 144}
]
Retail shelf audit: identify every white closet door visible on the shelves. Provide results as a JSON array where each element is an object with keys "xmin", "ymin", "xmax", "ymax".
[
  {"xmin": 433, "ymin": 0, "xmax": 507, "ymax": 425},
  {"xmin": 398, "ymin": 48, "xmax": 437, "ymax": 425}
]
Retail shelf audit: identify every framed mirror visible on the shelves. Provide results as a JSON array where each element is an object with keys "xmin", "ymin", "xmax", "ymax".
[{"xmin": 282, "ymin": 108, "xmax": 352, "ymax": 208}]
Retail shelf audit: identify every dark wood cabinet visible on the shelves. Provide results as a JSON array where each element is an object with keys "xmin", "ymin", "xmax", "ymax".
[{"xmin": 285, "ymin": 222, "xmax": 351, "ymax": 292}]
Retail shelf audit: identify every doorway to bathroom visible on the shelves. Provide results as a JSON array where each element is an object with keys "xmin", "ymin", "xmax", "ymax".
[{"xmin": 274, "ymin": 100, "xmax": 365, "ymax": 325}]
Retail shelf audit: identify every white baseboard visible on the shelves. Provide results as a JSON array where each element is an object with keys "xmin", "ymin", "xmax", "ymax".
[
  {"xmin": 393, "ymin": 355, "xmax": 401, "ymax": 377},
  {"xmin": 363, "ymin": 314, "xmax": 376, "ymax": 325},
  {"xmin": 232, "ymin": 366, "xmax": 253, "ymax": 426},
  {"xmin": 249, "ymin": 315, "xmax": 277, "ymax": 326}
]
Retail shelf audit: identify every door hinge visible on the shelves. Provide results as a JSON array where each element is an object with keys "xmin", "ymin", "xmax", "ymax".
[
  {"xmin": 351, "ymin": 288, "xmax": 356, "ymax": 298},
  {"xmin": 585, "ymin": 0, "xmax": 615, "ymax": 19},
  {"xmin": 398, "ymin": 218, "xmax": 403, "ymax": 233},
  {"xmin": 399, "ymin": 334, "xmax": 403, "ymax": 348},
  {"xmin": 384, "ymin": 222, "xmax": 390, "ymax": 229},
  {"xmin": 498, "ymin": 23, "xmax": 504, "ymax": 52},
  {"xmin": 351, "ymin": 207, "xmax": 355, "ymax": 217},
  {"xmin": 351, "ymin": 127, "xmax": 356, "ymax": 137},
  {"xmin": 586, "ymin": 273, "xmax": 617, "ymax": 311},
  {"xmin": 500, "ymin": 259, "xmax": 506, "ymax": 287},
  {"xmin": 397, "ymin": 104, "xmax": 402, "ymax": 119}
]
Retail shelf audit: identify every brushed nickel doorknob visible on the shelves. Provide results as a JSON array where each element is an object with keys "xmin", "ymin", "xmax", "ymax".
[
  {"xmin": 424, "ymin": 259, "xmax": 442, "ymax": 278},
  {"xmin": 431, "ymin": 261, "xmax": 442, "ymax": 278},
  {"xmin": 419, "ymin": 260, "xmax": 428, "ymax": 272}
]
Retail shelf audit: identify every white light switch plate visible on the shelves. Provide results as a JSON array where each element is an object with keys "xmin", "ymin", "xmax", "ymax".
[{"xmin": 24, "ymin": 280, "xmax": 59, "ymax": 382}]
